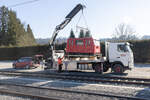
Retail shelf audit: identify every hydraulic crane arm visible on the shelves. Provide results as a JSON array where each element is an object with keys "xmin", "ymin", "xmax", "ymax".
[{"xmin": 49, "ymin": 4, "xmax": 85, "ymax": 47}]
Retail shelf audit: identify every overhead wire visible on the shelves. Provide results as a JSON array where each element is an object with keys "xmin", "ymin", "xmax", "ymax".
[{"xmin": 8, "ymin": 0, "xmax": 40, "ymax": 8}]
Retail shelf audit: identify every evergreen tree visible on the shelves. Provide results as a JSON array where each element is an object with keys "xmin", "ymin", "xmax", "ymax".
[
  {"xmin": 26, "ymin": 24, "xmax": 36, "ymax": 45},
  {"xmin": 8, "ymin": 10, "xmax": 26, "ymax": 46},
  {"xmin": 78, "ymin": 29, "xmax": 84, "ymax": 38},
  {"xmin": 0, "ymin": 6, "xmax": 36, "ymax": 46},
  {"xmin": 0, "ymin": 6, "xmax": 9, "ymax": 45},
  {"xmin": 7, "ymin": 10, "xmax": 19, "ymax": 46},
  {"xmin": 69, "ymin": 29, "xmax": 75, "ymax": 38},
  {"xmin": 85, "ymin": 30, "xmax": 92, "ymax": 38}
]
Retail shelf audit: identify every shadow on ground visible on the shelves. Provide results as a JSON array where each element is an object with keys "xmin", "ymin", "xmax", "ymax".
[
  {"xmin": 135, "ymin": 88, "xmax": 150, "ymax": 99},
  {"xmin": 0, "ymin": 68, "xmax": 149, "ymax": 99}
]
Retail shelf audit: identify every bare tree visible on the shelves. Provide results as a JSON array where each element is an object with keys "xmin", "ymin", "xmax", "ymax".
[{"xmin": 112, "ymin": 23, "xmax": 138, "ymax": 41}]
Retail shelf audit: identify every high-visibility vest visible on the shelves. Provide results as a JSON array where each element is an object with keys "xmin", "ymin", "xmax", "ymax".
[{"xmin": 58, "ymin": 58, "xmax": 62, "ymax": 65}]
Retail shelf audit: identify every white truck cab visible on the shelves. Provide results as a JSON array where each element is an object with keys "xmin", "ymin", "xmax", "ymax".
[{"xmin": 105, "ymin": 42, "xmax": 134, "ymax": 73}]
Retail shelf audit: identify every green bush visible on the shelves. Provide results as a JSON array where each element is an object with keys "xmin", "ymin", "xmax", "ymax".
[{"xmin": 0, "ymin": 40, "xmax": 150, "ymax": 63}]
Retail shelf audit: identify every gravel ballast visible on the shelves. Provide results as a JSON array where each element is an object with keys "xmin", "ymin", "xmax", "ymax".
[
  {"xmin": 0, "ymin": 61, "xmax": 150, "ymax": 99},
  {"xmin": 0, "ymin": 93, "xmax": 38, "ymax": 100},
  {"xmin": 0, "ymin": 75, "xmax": 149, "ymax": 100}
]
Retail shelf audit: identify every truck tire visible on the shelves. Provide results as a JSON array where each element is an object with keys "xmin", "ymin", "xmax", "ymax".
[
  {"xmin": 103, "ymin": 67, "xmax": 109, "ymax": 72},
  {"xmin": 94, "ymin": 64, "xmax": 103, "ymax": 74},
  {"xmin": 13, "ymin": 64, "xmax": 16, "ymax": 69},
  {"xmin": 25, "ymin": 65, "xmax": 29, "ymax": 69},
  {"xmin": 113, "ymin": 64, "xmax": 124, "ymax": 74},
  {"xmin": 103, "ymin": 62, "xmax": 110, "ymax": 72}
]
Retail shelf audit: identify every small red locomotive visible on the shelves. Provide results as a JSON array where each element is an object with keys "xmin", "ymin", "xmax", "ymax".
[{"xmin": 66, "ymin": 37, "xmax": 100, "ymax": 55}]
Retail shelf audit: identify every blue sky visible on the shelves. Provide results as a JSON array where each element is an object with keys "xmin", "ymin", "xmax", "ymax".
[{"xmin": 1, "ymin": 0, "xmax": 150, "ymax": 39}]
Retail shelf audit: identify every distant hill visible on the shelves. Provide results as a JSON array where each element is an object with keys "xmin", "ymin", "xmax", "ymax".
[
  {"xmin": 36, "ymin": 38, "xmax": 67, "ymax": 45},
  {"xmin": 36, "ymin": 38, "xmax": 49, "ymax": 45},
  {"xmin": 142, "ymin": 35, "xmax": 150, "ymax": 40},
  {"xmin": 37, "ymin": 36, "xmax": 147, "ymax": 45},
  {"xmin": 99, "ymin": 38, "xmax": 114, "ymax": 42}
]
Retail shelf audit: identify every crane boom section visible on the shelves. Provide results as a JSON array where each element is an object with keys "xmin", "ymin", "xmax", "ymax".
[{"xmin": 49, "ymin": 4, "xmax": 84, "ymax": 46}]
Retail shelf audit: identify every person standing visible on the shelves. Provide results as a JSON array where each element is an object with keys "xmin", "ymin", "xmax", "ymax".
[
  {"xmin": 40, "ymin": 58, "xmax": 44, "ymax": 69},
  {"xmin": 58, "ymin": 56, "xmax": 64, "ymax": 73}
]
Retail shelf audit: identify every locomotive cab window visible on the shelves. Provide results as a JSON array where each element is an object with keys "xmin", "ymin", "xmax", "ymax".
[
  {"xmin": 76, "ymin": 40, "xmax": 83, "ymax": 45},
  {"xmin": 85, "ymin": 40, "xmax": 90, "ymax": 47},
  {"xmin": 69, "ymin": 40, "xmax": 73, "ymax": 46}
]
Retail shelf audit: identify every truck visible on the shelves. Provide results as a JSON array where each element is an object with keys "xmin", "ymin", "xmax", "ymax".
[
  {"xmin": 45, "ymin": 4, "xmax": 134, "ymax": 74},
  {"xmin": 50, "ymin": 38, "xmax": 134, "ymax": 74}
]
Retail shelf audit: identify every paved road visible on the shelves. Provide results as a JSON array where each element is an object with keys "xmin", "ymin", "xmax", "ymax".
[{"xmin": 0, "ymin": 61, "xmax": 150, "ymax": 78}]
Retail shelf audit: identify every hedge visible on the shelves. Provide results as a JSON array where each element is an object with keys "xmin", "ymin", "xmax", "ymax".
[{"xmin": 0, "ymin": 40, "xmax": 150, "ymax": 63}]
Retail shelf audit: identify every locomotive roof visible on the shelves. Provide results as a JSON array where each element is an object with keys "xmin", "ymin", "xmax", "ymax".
[{"xmin": 68, "ymin": 37, "xmax": 99, "ymax": 41}]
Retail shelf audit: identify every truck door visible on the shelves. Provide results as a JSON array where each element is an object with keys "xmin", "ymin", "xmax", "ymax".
[
  {"xmin": 108, "ymin": 43, "xmax": 129, "ymax": 67},
  {"xmin": 117, "ymin": 44, "xmax": 129, "ymax": 66}
]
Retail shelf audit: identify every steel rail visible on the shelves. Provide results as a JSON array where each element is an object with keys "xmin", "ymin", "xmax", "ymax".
[
  {"xmin": 0, "ymin": 83, "xmax": 147, "ymax": 100},
  {"xmin": 0, "ymin": 70, "xmax": 150, "ymax": 81},
  {"xmin": 0, "ymin": 71, "xmax": 150, "ymax": 86},
  {"xmin": 0, "ymin": 89, "xmax": 60, "ymax": 100}
]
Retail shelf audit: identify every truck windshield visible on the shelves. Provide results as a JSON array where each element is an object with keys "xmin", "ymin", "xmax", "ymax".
[{"xmin": 118, "ymin": 44, "xmax": 128, "ymax": 52}]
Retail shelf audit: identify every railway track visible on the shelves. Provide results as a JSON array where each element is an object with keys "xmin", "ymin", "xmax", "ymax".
[
  {"xmin": 0, "ymin": 89, "xmax": 59, "ymax": 100},
  {"xmin": 0, "ymin": 83, "xmax": 147, "ymax": 100},
  {"xmin": 0, "ymin": 71, "xmax": 150, "ymax": 87}
]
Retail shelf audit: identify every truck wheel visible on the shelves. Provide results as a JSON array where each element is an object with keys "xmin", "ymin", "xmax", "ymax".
[
  {"xmin": 103, "ymin": 67, "xmax": 109, "ymax": 72},
  {"xmin": 13, "ymin": 65, "xmax": 16, "ymax": 69},
  {"xmin": 94, "ymin": 64, "xmax": 103, "ymax": 74},
  {"xmin": 113, "ymin": 64, "xmax": 124, "ymax": 74},
  {"xmin": 103, "ymin": 63, "xmax": 110, "ymax": 72},
  {"xmin": 25, "ymin": 65, "xmax": 29, "ymax": 69}
]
